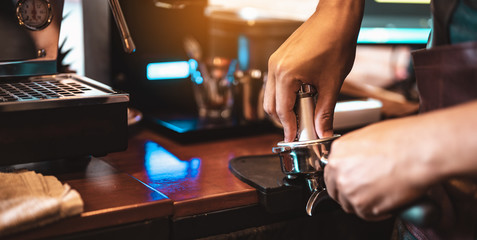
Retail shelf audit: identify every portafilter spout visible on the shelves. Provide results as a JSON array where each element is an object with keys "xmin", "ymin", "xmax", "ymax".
[{"xmin": 273, "ymin": 84, "xmax": 340, "ymax": 216}]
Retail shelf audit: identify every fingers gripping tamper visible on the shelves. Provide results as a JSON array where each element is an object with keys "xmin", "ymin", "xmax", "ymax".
[{"xmin": 273, "ymin": 84, "xmax": 340, "ymax": 216}]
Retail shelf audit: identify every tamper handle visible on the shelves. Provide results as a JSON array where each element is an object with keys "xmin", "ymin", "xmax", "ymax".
[{"xmin": 296, "ymin": 84, "xmax": 318, "ymax": 141}]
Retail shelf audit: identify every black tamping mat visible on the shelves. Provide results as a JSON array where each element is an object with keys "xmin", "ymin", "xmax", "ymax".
[
  {"xmin": 229, "ymin": 154, "xmax": 308, "ymax": 214},
  {"xmin": 229, "ymin": 155, "xmax": 396, "ymax": 240}
]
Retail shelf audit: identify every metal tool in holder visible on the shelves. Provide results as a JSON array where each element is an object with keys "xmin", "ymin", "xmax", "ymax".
[{"xmin": 273, "ymin": 84, "xmax": 339, "ymax": 216}]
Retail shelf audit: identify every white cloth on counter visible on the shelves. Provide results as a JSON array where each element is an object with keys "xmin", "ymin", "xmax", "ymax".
[{"xmin": 0, "ymin": 171, "xmax": 84, "ymax": 237}]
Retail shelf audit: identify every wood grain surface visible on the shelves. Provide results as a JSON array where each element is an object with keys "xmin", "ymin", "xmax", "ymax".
[
  {"xmin": 104, "ymin": 129, "xmax": 283, "ymax": 218},
  {"xmin": 5, "ymin": 157, "xmax": 173, "ymax": 239}
]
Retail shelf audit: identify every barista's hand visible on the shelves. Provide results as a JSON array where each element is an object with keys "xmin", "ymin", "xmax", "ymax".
[
  {"xmin": 263, "ymin": 0, "xmax": 364, "ymax": 142},
  {"xmin": 324, "ymin": 116, "xmax": 436, "ymax": 221}
]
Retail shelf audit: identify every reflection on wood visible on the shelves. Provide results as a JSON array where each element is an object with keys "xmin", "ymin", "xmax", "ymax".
[{"xmin": 104, "ymin": 129, "xmax": 283, "ymax": 218}]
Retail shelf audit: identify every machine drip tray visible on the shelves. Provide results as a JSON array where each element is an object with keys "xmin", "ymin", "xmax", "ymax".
[
  {"xmin": 229, "ymin": 154, "xmax": 339, "ymax": 214},
  {"xmin": 0, "ymin": 74, "xmax": 129, "ymax": 166}
]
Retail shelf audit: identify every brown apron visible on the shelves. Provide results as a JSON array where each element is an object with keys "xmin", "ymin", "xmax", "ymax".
[
  {"xmin": 401, "ymin": 41, "xmax": 477, "ymax": 240},
  {"xmin": 413, "ymin": 41, "xmax": 477, "ymax": 113},
  {"xmin": 392, "ymin": 0, "xmax": 477, "ymax": 238}
]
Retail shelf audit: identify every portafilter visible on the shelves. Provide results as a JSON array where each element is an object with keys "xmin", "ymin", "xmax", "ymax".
[
  {"xmin": 273, "ymin": 84, "xmax": 440, "ymax": 227},
  {"xmin": 272, "ymin": 84, "xmax": 338, "ymax": 216}
]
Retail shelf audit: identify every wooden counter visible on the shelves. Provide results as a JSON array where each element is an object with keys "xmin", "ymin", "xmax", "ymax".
[
  {"xmin": 102, "ymin": 128, "xmax": 394, "ymax": 240},
  {"xmin": 4, "ymin": 157, "xmax": 173, "ymax": 239},
  {"xmin": 103, "ymin": 129, "xmax": 283, "ymax": 218},
  {"xmin": 4, "ymin": 127, "xmax": 394, "ymax": 240}
]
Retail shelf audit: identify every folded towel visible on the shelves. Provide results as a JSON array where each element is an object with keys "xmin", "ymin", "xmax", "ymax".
[{"xmin": 0, "ymin": 171, "xmax": 84, "ymax": 237}]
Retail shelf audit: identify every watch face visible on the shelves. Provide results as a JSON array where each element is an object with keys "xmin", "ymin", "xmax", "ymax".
[{"xmin": 16, "ymin": 0, "xmax": 53, "ymax": 30}]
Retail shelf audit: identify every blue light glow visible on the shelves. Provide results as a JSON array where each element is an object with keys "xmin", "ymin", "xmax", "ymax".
[
  {"xmin": 144, "ymin": 141, "xmax": 201, "ymax": 182},
  {"xmin": 155, "ymin": 118, "xmax": 200, "ymax": 133},
  {"xmin": 188, "ymin": 59, "xmax": 198, "ymax": 71},
  {"xmin": 357, "ymin": 28, "xmax": 431, "ymax": 44},
  {"xmin": 156, "ymin": 119, "xmax": 189, "ymax": 133},
  {"xmin": 191, "ymin": 70, "xmax": 203, "ymax": 85},
  {"xmin": 189, "ymin": 59, "xmax": 205, "ymax": 84},
  {"xmin": 147, "ymin": 61, "xmax": 191, "ymax": 80},
  {"xmin": 238, "ymin": 35, "xmax": 250, "ymax": 71},
  {"xmin": 194, "ymin": 76, "xmax": 204, "ymax": 85}
]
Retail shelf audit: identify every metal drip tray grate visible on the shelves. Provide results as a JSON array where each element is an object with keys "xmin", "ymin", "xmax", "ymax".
[
  {"xmin": 0, "ymin": 73, "xmax": 128, "ymax": 112},
  {"xmin": 0, "ymin": 76, "xmax": 101, "ymax": 102}
]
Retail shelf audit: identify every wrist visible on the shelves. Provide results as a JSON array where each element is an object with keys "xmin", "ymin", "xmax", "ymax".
[
  {"xmin": 317, "ymin": 0, "xmax": 365, "ymax": 9},
  {"xmin": 422, "ymin": 102, "xmax": 477, "ymax": 181},
  {"xmin": 312, "ymin": 0, "xmax": 365, "ymax": 42},
  {"xmin": 407, "ymin": 105, "xmax": 477, "ymax": 187}
]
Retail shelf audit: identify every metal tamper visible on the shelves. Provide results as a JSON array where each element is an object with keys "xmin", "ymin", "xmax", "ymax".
[{"xmin": 273, "ymin": 84, "xmax": 340, "ymax": 216}]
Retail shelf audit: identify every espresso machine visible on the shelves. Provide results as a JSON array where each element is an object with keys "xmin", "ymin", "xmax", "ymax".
[{"xmin": 0, "ymin": 0, "xmax": 134, "ymax": 166}]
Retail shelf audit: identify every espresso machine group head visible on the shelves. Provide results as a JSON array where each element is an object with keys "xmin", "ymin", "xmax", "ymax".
[{"xmin": 0, "ymin": 0, "xmax": 134, "ymax": 166}]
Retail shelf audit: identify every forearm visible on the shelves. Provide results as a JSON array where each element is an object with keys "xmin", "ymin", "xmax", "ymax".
[
  {"xmin": 324, "ymin": 100, "xmax": 477, "ymax": 218},
  {"xmin": 414, "ymin": 100, "xmax": 477, "ymax": 184},
  {"xmin": 307, "ymin": 0, "xmax": 366, "ymax": 81},
  {"xmin": 264, "ymin": 0, "xmax": 366, "ymax": 141},
  {"xmin": 315, "ymin": 0, "xmax": 365, "ymax": 24},
  {"xmin": 313, "ymin": 0, "xmax": 365, "ymax": 49}
]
